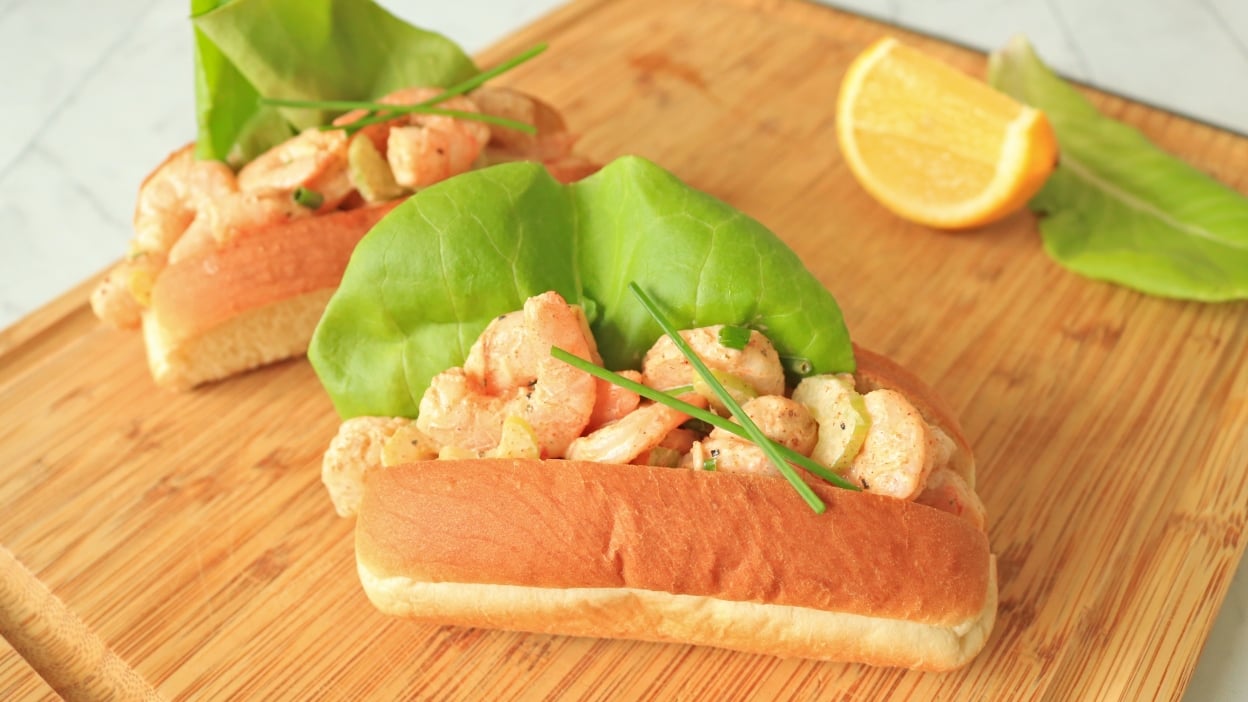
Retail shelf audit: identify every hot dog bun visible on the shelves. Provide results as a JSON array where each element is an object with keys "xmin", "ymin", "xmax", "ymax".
[
  {"xmin": 340, "ymin": 347, "xmax": 994, "ymax": 670},
  {"xmin": 356, "ymin": 460, "xmax": 995, "ymax": 671},
  {"xmin": 141, "ymin": 202, "xmax": 398, "ymax": 390}
]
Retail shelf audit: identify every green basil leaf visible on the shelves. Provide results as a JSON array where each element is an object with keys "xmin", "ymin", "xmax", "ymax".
[
  {"xmin": 988, "ymin": 36, "xmax": 1248, "ymax": 302},
  {"xmin": 309, "ymin": 157, "xmax": 855, "ymax": 419},
  {"xmin": 190, "ymin": 0, "xmax": 478, "ymax": 164}
]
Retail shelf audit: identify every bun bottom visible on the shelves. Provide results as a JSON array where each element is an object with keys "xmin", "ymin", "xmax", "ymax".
[
  {"xmin": 142, "ymin": 289, "xmax": 333, "ymax": 390},
  {"xmin": 358, "ymin": 558, "xmax": 997, "ymax": 671}
]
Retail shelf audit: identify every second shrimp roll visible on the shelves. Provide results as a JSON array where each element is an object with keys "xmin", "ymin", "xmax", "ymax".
[{"xmin": 308, "ymin": 155, "xmax": 994, "ymax": 671}]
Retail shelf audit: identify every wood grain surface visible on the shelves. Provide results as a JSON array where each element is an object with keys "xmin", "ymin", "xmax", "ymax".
[{"xmin": 3, "ymin": 0, "xmax": 1247, "ymax": 699}]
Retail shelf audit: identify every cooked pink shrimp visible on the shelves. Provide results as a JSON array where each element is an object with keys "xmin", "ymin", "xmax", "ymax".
[
  {"xmin": 469, "ymin": 86, "xmax": 576, "ymax": 161},
  {"xmin": 642, "ymin": 325, "xmax": 785, "ymax": 397},
  {"xmin": 95, "ymin": 145, "xmax": 234, "ymax": 327},
  {"xmin": 915, "ymin": 469, "xmax": 987, "ymax": 531},
  {"xmin": 686, "ymin": 395, "xmax": 818, "ymax": 475},
  {"xmin": 337, "ymin": 86, "xmax": 490, "ymax": 190},
  {"xmin": 466, "ymin": 87, "xmax": 600, "ymax": 183},
  {"xmin": 132, "ymin": 144, "xmax": 237, "ymax": 255},
  {"xmin": 845, "ymin": 389, "xmax": 934, "ymax": 499},
  {"xmin": 321, "ymin": 416, "xmax": 413, "ymax": 518},
  {"xmin": 587, "ymin": 371, "xmax": 643, "ymax": 431},
  {"xmin": 414, "ymin": 367, "xmax": 509, "ymax": 454},
  {"xmin": 167, "ymin": 190, "xmax": 311, "ymax": 263},
  {"xmin": 236, "ymin": 128, "xmax": 354, "ymax": 211},
  {"xmin": 417, "ymin": 291, "xmax": 597, "ymax": 457},
  {"xmin": 539, "ymin": 154, "xmax": 601, "ymax": 184},
  {"xmin": 566, "ymin": 394, "xmax": 708, "ymax": 465},
  {"xmin": 387, "ymin": 114, "xmax": 490, "ymax": 188},
  {"xmin": 89, "ymin": 253, "xmax": 162, "ymax": 330},
  {"xmin": 463, "ymin": 310, "xmax": 527, "ymax": 394}
]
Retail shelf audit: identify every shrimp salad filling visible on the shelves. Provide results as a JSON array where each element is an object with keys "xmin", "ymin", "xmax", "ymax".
[
  {"xmin": 326, "ymin": 291, "xmax": 985, "ymax": 531},
  {"xmin": 92, "ymin": 87, "xmax": 594, "ymax": 331}
]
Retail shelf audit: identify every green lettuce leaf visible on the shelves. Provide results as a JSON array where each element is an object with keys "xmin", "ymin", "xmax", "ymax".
[
  {"xmin": 309, "ymin": 157, "xmax": 855, "ymax": 419},
  {"xmin": 190, "ymin": 0, "xmax": 478, "ymax": 164},
  {"xmin": 988, "ymin": 36, "xmax": 1248, "ymax": 302}
]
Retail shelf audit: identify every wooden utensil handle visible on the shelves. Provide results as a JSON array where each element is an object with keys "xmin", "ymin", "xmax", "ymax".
[{"xmin": 0, "ymin": 544, "xmax": 162, "ymax": 701}]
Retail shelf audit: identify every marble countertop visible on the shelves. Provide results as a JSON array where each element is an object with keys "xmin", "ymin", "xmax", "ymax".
[{"xmin": 1, "ymin": 0, "xmax": 1245, "ymax": 699}]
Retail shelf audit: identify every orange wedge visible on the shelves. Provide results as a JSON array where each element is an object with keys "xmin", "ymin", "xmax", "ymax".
[{"xmin": 836, "ymin": 37, "xmax": 1059, "ymax": 229}]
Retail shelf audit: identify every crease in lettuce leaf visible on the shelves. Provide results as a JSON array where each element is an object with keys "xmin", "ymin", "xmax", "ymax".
[
  {"xmin": 309, "ymin": 157, "xmax": 855, "ymax": 419},
  {"xmin": 190, "ymin": 0, "xmax": 478, "ymax": 165},
  {"xmin": 988, "ymin": 36, "xmax": 1248, "ymax": 302}
]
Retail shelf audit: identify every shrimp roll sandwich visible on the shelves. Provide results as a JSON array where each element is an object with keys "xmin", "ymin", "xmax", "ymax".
[
  {"xmin": 92, "ymin": 31, "xmax": 595, "ymax": 390},
  {"xmin": 310, "ymin": 157, "xmax": 996, "ymax": 671}
]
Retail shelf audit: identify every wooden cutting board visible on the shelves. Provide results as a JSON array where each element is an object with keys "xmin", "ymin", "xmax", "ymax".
[{"xmin": 3, "ymin": 0, "xmax": 1247, "ymax": 699}]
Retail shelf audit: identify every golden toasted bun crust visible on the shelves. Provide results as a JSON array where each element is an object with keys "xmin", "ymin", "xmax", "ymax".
[
  {"xmin": 852, "ymin": 344, "xmax": 975, "ymax": 486},
  {"xmin": 355, "ymin": 459, "xmax": 995, "ymax": 669},
  {"xmin": 141, "ymin": 202, "xmax": 399, "ymax": 389}
]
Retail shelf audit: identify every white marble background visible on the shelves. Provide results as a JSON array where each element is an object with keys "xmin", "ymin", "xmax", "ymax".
[{"xmin": 1, "ymin": 1, "xmax": 1246, "ymax": 699}]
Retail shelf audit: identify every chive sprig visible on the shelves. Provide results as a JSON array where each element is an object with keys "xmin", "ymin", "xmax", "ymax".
[
  {"xmin": 258, "ymin": 43, "xmax": 549, "ymax": 135},
  {"xmin": 716, "ymin": 325, "xmax": 752, "ymax": 351}
]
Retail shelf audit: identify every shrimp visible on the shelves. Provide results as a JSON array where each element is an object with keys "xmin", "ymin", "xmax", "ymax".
[
  {"xmin": 417, "ymin": 291, "xmax": 597, "ymax": 457},
  {"xmin": 321, "ymin": 416, "xmax": 413, "ymax": 517},
  {"xmin": 463, "ymin": 310, "xmax": 528, "ymax": 394},
  {"xmin": 415, "ymin": 367, "xmax": 509, "ymax": 453},
  {"xmin": 539, "ymin": 154, "xmax": 601, "ymax": 184},
  {"xmin": 336, "ymin": 86, "xmax": 491, "ymax": 190},
  {"xmin": 167, "ymin": 190, "xmax": 312, "ymax": 264},
  {"xmin": 642, "ymin": 325, "xmax": 785, "ymax": 397},
  {"xmin": 98, "ymin": 145, "xmax": 233, "ymax": 326},
  {"xmin": 566, "ymin": 394, "xmax": 708, "ymax": 465},
  {"xmin": 90, "ymin": 253, "xmax": 162, "ymax": 330},
  {"xmin": 686, "ymin": 395, "xmax": 818, "ymax": 475},
  {"xmin": 132, "ymin": 144, "xmax": 237, "ymax": 255},
  {"xmin": 468, "ymin": 86, "xmax": 577, "ymax": 161},
  {"xmin": 236, "ymin": 127, "xmax": 354, "ymax": 210},
  {"xmin": 845, "ymin": 389, "xmax": 934, "ymax": 499},
  {"xmin": 466, "ymin": 87, "xmax": 600, "ymax": 183},
  {"xmin": 386, "ymin": 105, "xmax": 491, "ymax": 188},
  {"xmin": 915, "ymin": 469, "xmax": 987, "ymax": 531},
  {"xmin": 588, "ymin": 371, "xmax": 643, "ymax": 431}
]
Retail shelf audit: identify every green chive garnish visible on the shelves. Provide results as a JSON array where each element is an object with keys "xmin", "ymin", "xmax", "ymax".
[
  {"xmin": 258, "ymin": 44, "xmax": 549, "ymax": 136},
  {"xmin": 292, "ymin": 187, "xmax": 323, "ymax": 209},
  {"xmin": 628, "ymin": 283, "xmax": 826, "ymax": 512},
  {"xmin": 717, "ymin": 325, "xmax": 752, "ymax": 351},
  {"xmin": 416, "ymin": 43, "xmax": 548, "ymax": 108},
  {"xmin": 661, "ymin": 384, "xmax": 695, "ymax": 396},
  {"xmin": 780, "ymin": 355, "xmax": 815, "ymax": 378},
  {"xmin": 292, "ymin": 104, "xmax": 534, "ymax": 135},
  {"xmin": 702, "ymin": 457, "xmax": 718, "ymax": 471},
  {"xmin": 548, "ymin": 348, "xmax": 858, "ymax": 492}
]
